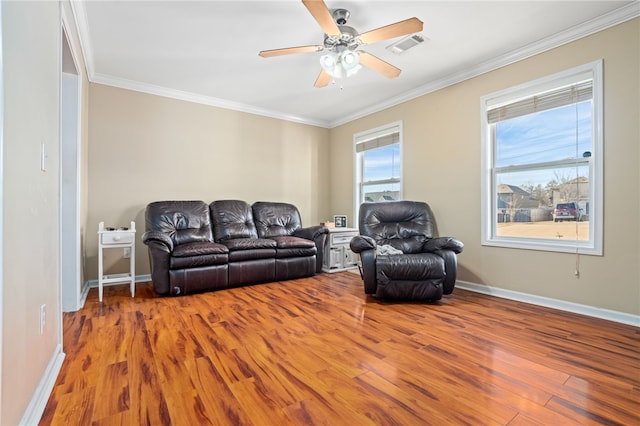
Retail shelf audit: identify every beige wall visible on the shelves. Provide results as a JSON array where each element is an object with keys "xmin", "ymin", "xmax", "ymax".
[
  {"xmin": 87, "ymin": 84, "xmax": 330, "ymax": 279},
  {"xmin": 329, "ymin": 19, "xmax": 640, "ymax": 315},
  {"xmin": 2, "ymin": 2, "xmax": 62, "ymax": 424}
]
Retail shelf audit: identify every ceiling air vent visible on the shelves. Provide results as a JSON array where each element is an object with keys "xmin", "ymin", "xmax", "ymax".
[{"xmin": 386, "ymin": 34, "xmax": 425, "ymax": 54}]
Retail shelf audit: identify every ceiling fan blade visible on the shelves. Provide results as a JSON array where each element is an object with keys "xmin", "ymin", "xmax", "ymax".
[
  {"xmin": 259, "ymin": 45, "xmax": 323, "ymax": 58},
  {"xmin": 314, "ymin": 69, "xmax": 331, "ymax": 88},
  {"xmin": 302, "ymin": 0, "xmax": 341, "ymax": 36},
  {"xmin": 359, "ymin": 51, "xmax": 401, "ymax": 79},
  {"xmin": 359, "ymin": 17, "xmax": 423, "ymax": 44}
]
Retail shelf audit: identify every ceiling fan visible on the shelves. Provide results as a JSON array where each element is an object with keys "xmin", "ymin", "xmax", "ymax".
[{"xmin": 258, "ymin": 0, "xmax": 423, "ymax": 88}]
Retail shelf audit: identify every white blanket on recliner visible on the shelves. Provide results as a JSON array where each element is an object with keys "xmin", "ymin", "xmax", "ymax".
[{"xmin": 376, "ymin": 244, "xmax": 403, "ymax": 255}]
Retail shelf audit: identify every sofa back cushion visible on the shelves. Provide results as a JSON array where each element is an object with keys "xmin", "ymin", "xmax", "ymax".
[
  {"xmin": 210, "ymin": 200, "xmax": 259, "ymax": 241},
  {"xmin": 145, "ymin": 201, "xmax": 213, "ymax": 246},
  {"xmin": 252, "ymin": 202, "xmax": 302, "ymax": 238},
  {"xmin": 358, "ymin": 200, "xmax": 435, "ymax": 254}
]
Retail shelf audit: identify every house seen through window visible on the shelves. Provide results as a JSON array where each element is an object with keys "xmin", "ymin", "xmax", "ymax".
[{"xmin": 481, "ymin": 61, "xmax": 603, "ymax": 255}]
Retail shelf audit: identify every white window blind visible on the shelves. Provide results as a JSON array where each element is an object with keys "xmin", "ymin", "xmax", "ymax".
[
  {"xmin": 355, "ymin": 132, "xmax": 400, "ymax": 153},
  {"xmin": 488, "ymin": 80, "xmax": 593, "ymax": 124}
]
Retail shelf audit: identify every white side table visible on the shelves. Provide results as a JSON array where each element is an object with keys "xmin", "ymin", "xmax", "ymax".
[
  {"xmin": 98, "ymin": 221, "xmax": 136, "ymax": 302},
  {"xmin": 322, "ymin": 227, "xmax": 359, "ymax": 273}
]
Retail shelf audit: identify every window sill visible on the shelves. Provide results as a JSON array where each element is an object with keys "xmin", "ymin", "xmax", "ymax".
[{"xmin": 482, "ymin": 236, "xmax": 602, "ymax": 256}]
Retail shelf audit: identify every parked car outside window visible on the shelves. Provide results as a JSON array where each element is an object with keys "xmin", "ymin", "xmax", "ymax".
[{"xmin": 553, "ymin": 202, "xmax": 583, "ymax": 222}]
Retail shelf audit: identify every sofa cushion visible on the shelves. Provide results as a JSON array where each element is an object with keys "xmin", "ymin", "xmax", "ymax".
[
  {"xmin": 173, "ymin": 241, "xmax": 228, "ymax": 257},
  {"xmin": 220, "ymin": 238, "xmax": 277, "ymax": 262},
  {"xmin": 267, "ymin": 235, "xmax": 315, "ymax": 258},
  {"xmin": 222, "ymin": 238, "xmax": 277, "ymax": 251},
  {"xmin": 145, "ymin": 201, "xmax": 213, "ymax": 246},
  {"xmin": 269, "ymin": 235, "xmax": 316, "ymax": 249},
  {"xmin": 252, "ymin": 201, "xmax": 302, "ymax": 238},
  {"xmin": 170, "ymin": 241, "xmax": 229, "ymax": 269},
  {"xmin": 210, "ymin": 200, "xmax": 259, "ymax": 241}
]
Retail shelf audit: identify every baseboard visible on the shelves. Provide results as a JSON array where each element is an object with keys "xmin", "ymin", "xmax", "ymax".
[
  {"xmin": 79, "ymin": 279, "xmax": 91, "ymax": 308},
  {"xmin": 456, "ymin": 280, "xmax": 640, "ymax": 327},
  {"xmin": 19, "ymin": 344, "xmax": 65, "ymax": 426},
  {"xmin": 85, "ymin": 274, "xmax": 151, "ymax": 289}
]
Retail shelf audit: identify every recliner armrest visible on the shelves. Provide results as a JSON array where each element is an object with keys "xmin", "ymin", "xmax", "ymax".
[
  {"xmin": 423, "ymin": 237, "xmax": 463, "ymax": 254},
  {"xmin": 350, "ymin": 235, "xmax": 376, "ymax": 253},
  {"xmin": 350, "ymin": 235, "xmax": 377, "ymax": 295},
  {"xmin": 423, "ymin": 237, "xmax": 463, "ymax": 295},
  {"xmin": 142, "ymin": 231, "xmax": 174, "ymax": 252}
]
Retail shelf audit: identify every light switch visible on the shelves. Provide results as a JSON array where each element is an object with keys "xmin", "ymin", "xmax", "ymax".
[{"xmin": 41, "ymin": 143, "xmax": 48, "ymax": 172}]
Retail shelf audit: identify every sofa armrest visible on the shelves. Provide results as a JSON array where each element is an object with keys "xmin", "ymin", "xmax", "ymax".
[
  {"xmin": 293, "ymin": 225, "xmax": 328, "ymax": 241},
  {"xmin": 142, "ymin": 231, "xmax": 174, "ymax": 252},
  {"xmin": 423, "ymin": 237, "xmax": 463, "ymax": 254},
  {"xmin": 141, "ymin": 232, "xmax": 174, "ymax": 295},
  {"xmin": 142, "ymin": 240, "xmax": 172, "ymax": 295},
  {"xmin": 294, "ymin": 225, "xmax": 329, "ymax": 273}
]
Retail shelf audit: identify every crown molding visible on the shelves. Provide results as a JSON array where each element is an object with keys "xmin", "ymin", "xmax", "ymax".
[
  {"xmin": 70, "ymin": 1, "xmax": 638, "ymax": 129},
  {"xmin": 329, "ymin": 1, "xmax": 640, "ymax": 128},
  {"xmin": 90, "ymin": 72, "xmax": 330, "ymax": 128}
]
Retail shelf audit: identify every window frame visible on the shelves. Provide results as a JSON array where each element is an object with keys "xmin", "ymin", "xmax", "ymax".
[
  {"xmin": 480, "ymin": 60, "xmax": 603, "ymax": 255},
  {"xmin": 353, "ymin": 121, "xmax": 403, "ymax": 223}
]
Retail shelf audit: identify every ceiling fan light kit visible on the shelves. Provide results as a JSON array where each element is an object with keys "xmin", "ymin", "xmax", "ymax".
[
  {"xmin": 259, "ymin": 0, "xmax": 424, "ymax": 88},
  {"xmin": 320, "ymin": 50, "xmax": 362, "ymax": 79}
]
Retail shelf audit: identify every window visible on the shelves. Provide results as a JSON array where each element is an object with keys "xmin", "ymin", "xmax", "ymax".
[
  {"xmin": 354, "ymin": 122, "xmax": 402, "ymax": 218},
  {"xmin": 481, "ymin": 61, "xmax": 603, "ymax": 255}
]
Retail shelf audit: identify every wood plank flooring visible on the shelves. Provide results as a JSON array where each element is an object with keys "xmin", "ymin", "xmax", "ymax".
[{"xmin": 41, "ymin": 272, "xmax": 640, "ymax": 425}]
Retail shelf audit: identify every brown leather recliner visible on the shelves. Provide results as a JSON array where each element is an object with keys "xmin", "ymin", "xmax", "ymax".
[{"xmin": 350, "ymin": 201, "xmax": 463, "ymax": 301}]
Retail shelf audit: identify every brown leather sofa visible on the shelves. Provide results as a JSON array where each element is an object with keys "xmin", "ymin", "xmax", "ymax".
[
  {"xmin": 350, "ymin": 200, "xmax": 463, "ymax": 301},
  {"xmin": 142, "ymin": 200, "xmax": 328, "ymax": 296}
]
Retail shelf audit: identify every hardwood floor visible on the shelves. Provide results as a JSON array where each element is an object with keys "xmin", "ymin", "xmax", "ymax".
[{"xmin": 41, "ymin": 272, "xmax": 639, "ymax": 425}]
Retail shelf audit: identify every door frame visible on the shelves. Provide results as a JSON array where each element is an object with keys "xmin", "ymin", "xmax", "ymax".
[
  {"xmin": 60, "ymin": 9, "xmax": 83, "ymax": 313},
  {"xmin": 0, "ymin": 2, "xmax": 5, "ymax": 422}
]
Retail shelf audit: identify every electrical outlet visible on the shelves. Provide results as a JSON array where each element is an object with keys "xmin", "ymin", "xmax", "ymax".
[
  {"xmin": 40, "ymin": 304, "xmax": 46, "ymax": 335},
  {"xmin": 123, "ymin": 247, "xmax": 131, "ymax": 258}
]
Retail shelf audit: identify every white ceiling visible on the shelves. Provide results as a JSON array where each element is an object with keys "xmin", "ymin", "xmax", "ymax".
[{"xmin": 71, "ymin": 1, "xmax": 638, "ymax": 128}]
